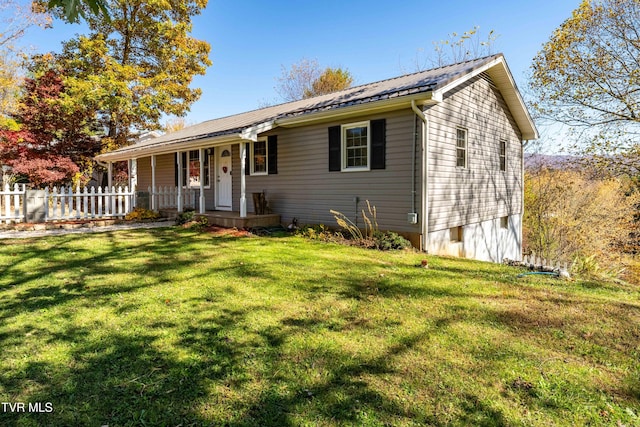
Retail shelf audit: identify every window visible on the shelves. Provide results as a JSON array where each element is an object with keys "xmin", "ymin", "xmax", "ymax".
[
  {"xmin": 500, "ymin": 216, "xmax": 508, "ymax": 229},
  {"xmin": 450, "ymin": 226, "xmax": 463, "ymax": 243},
  {"xmin": 342, "ymin": 122, "xmax": 370, "ymax": 170},
  {"xmin": 252, "ymin": 139, "xmax": 268, "ymax": 175},
  {"xmin": 181, "ymin": 150, "xmax": 210, "ymax": 188},
  {"xmin": 499, "ymin": 140, "xmax": 507, "ymax": 171},
  {"xmin": 247, "ymin": 136, "xmax": 278, "ymax": 176},
  {"xmin": 456, "ymin": 128, "xmax": 467, "ymax": 168},
  {"xmin": 328, "ymin": 119, "xmax": 385, "ymax": 172}
]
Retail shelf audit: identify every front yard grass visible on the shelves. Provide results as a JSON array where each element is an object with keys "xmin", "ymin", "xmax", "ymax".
[{"xmin": 0, "ymin": 227, "xmax": 638, "ymax": 426}]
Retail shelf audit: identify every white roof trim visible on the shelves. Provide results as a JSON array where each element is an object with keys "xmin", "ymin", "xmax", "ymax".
[
  {"xmin": 240, "ymin": 120, "xmax": 275, "ymax": 141},
  {"xmin": 96, "ymin": 134, "xmax": 243, "ymax": 162},
  {"xmin": 433, "ymin": 56, "xmax": 538, "ymax": 140}
]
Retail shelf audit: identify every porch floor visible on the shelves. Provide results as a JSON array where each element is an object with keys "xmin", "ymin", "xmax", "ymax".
[{"xmin": 159, "ymin": 209, "xmax": 281, "ymax": 229}]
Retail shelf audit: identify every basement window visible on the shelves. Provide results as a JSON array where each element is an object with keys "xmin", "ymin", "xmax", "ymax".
[
  {"xmin": 500, "ymin": 216, "xmax": 509, "ymax": 229},
  {"xmin": 450, "ymin": 226, "xmax": 463, "ymax": 243}
]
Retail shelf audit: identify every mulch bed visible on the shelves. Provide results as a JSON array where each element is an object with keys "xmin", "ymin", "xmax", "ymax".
[{"xmin": 203, "ymin": 225, "xmax": 252, "ymax": 238}]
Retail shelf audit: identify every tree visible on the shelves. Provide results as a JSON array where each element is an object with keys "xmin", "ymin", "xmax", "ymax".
[
  {"xmin": 0, "ymin": 1, "xmax": 50, "ymax": 128},
  {"xmin": 49, "ymin": 0, "xmax": 211, "ymax": 151},
  {"xmin": 275, "ymin": 58, "xmax": 354, "ymax": 102},
  {"xmin": 529, "ymin": 0, "xmax": 640, "ymax": 175},
  {"xmin": 412, "ymin": 26, "xmax": 498, "ymax": 71},
  {"xmin": 164, "ymin": 117, "xmax": 192, "ymax": 133},
  {"xmin": 304, "ymin": 67, "xmax": 353, "ymax": 99},
  {"xmin": 45, "ymin": 0, "xmax": 109, "ymax": 23},
  {"xmin": 0, "ymin": 66, "xmax": 100, "ymax": 187},
  {"xmin": 524, "ymin": 166, "xmax": 638, "ymax": 277}
]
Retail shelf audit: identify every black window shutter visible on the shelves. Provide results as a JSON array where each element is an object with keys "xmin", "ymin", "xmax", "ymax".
[
  {"xmin": 328, "ymin": 125, "xmax": 341, "ymax": 171},
  {"xmin": 182, "ymin": 152, "xmax": 188, "ymax": 184},
  {"xmin": 245, "ymin": 143, "xmax": 251, "ymax": 175},
  {"xmin": 268, "ymin": 135, "xmax": 278, "ymax": 175},
  {"xmin": 174, "ymin": 153, "xmax": 178, "ymax": 186},
  {"xmin": 371, "ymin": 119, "xmax": 386, "ymax": 170}
]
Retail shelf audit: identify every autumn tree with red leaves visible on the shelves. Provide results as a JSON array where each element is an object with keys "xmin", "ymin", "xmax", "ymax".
[{"xmin": 0, "ymin": 65, "xmax": 100, "ymax": 187}]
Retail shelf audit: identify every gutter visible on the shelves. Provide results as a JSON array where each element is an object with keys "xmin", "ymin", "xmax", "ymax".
[
  {"xmin": 277, "ymin": 93, "xmax": 435, "ymax": 128},
  {"xmin": 95, "ymin": 134, "xmax": 242, "ymax": 162},
  {"xmin": 411, "ymin": 100, "xmax": 430, "ymax": 253}
]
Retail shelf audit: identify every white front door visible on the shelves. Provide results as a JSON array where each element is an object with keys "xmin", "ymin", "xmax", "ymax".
[{"xmin": 216, "ymin": 146, "xmax": 233, "ymax": 210}]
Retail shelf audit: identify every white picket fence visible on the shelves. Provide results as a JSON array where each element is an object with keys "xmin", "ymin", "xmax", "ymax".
[
  {"xmin": 0, "ymin": 184, "xmax": 135, "ymax": 224},
  {"xmin": 0, "ymin": 184, "xmax": 27, "ymax": 223},
  {"xmin": 521, "ymin": 253, "xmax": 569, "ymax": 272},
  {"xmin": 45, "ymin": 186, "xmax": 135, "ymax": 221},
  {"xmin": 149, "ymin": 186, "xmax": 197, "ymax": 210}
]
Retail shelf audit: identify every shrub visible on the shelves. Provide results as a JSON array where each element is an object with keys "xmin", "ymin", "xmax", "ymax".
[
  {"xmin": 176, "ymin": 210, "xmax": 209, "ymax": 230},
  {"xmin": 329, "ymin": 201, "xmax": 412, "ymax": 251},
  {"xmin": 188, "ymin": 215, "xmax": 209, "ymax": 230},
  {"xmin": 373, "ymin": 231, "xmax": 412, "ymax": 251},
  {"xmin": 176, "ymin": 209, "xmax": 196, "ymax": 225},
  {"xmin": 297, "ymin": 224, "xmax": 335, "ymax": 241},
  {"xmin": 125, "ymin": 207, "xmax": 160, "ymax": 221}
]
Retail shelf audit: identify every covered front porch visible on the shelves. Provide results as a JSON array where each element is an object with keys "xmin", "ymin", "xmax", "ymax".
[{"xmin": 97, "ymin": 122, "xmax": 276, "ymax": 222}]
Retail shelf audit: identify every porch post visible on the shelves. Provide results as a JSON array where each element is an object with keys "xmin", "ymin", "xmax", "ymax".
[
  {"xmin": 151, "ymin": 155, "xmax": 157, "ymax": 211},
  {"xmin": 107, "ymin": 162, "xmax": 113, "ymax": 188},
  {"xmin": 199, "ymin": 147, "xmax": 205, "ymax": 214},
  {"xmin": 240, "ymin": 143, "xmax": 247, "ymax": 217},
  {"xmin": 129, "ymin": 158, "xmax": 137, "ymax": 207},
  {"xmin": 176, "ymin": 151, "xmax": 183, "ymax": 212}
]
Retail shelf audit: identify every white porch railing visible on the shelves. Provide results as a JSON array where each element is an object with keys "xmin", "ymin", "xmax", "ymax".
[
  {"xmin": 45, "ymin": 186, "xmax": 135, "ymax": 221},
  {"xmin": 149, "ymin": 186, "xmax": 197, "ymax": 210},
  {"xmin": 0, "ymin": 184, "xmax": 27, "ymax": 223},
  {"xmin": 0, "ymin": 184, "xmax": 135, "ymax": 224}
]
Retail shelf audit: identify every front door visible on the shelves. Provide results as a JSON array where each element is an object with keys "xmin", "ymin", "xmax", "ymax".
[{"xmin": 216, "ymin": 146, "xmax": 233, "ymax": 210}]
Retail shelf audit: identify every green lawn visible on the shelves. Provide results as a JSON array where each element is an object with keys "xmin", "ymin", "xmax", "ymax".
[{"xmin": 0, "ymin": 227, "xmax": 638, "ymax": 426}]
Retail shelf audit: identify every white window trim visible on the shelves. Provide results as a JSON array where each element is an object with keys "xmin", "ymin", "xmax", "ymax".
[
  {"xmin": 341, "ymin": 121, "xmax": 371, "ymax": 172},
  {"xmin": 499, "ymin": 139, "xmax": 507, "ymax": 172},
  {"xmin": 456, "ymin": 127, "xmax": 467, "ymax": 169},
  {"xmin": 251, "ymin": 139, "xmax": 269, "ymax": 176},
  {"xmin": 183, "ymin": 150, "xmax": 211, "ymax": 189}
]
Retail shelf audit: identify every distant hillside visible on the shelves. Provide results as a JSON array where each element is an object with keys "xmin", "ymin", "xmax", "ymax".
[{"xmin": 524, "ymin": 153, "xmax": 577, "ymax": 170}]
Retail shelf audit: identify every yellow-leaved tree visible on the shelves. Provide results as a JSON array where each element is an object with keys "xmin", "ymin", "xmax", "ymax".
[
  {"xmin": 529, "ymin": 0, "xmax": 640, "ymax": 175},
  {"xmin": 524, "ymin": 166, "xmax": 639, "ymax": 278}
]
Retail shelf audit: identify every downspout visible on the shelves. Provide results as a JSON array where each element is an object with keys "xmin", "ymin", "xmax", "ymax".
[
  {"xmin": 520, "ymin": 140, "xmax": 527, "ymax": 261},
  {"xmin": 411, "ymin": 100, "xmax": 429, "ymax": 252},
  {"xmin": 412, "ymin": 114, "xmax": 417, "ymax": 216}
]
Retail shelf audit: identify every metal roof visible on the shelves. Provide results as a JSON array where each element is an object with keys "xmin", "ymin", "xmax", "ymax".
[{"xmin": 97, "ymin": 54, "xmax": 537, "ymax": 161}]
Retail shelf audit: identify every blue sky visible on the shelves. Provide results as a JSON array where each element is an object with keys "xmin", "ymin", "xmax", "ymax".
[{"xmin": 16, "ymin": 0, "xmax": 578, "ymax": 125}]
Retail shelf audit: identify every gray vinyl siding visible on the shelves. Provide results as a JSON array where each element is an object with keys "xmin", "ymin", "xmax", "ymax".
[
  {"xmin": 136, "ymin": 74, "xmax": 524, "ymax": 238},
  {"xmin": 237, "ymin": 110, "xmax": 421, "ymax": 233},
  {"xmin": 136, "ymin": 156, "xmax": 151, "ymax": 190},
  {"xmin": 425, "ymin": 74, "xmax": 523, "ymax": 232},
  {"xmin": 137, "ymin": 153, "xmax": 174, "ymax": 190}
]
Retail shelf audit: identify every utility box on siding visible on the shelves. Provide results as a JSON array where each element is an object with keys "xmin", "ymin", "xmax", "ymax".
[{"xmin": 24, "ymin": 189, "xmax": 47, "ymax": 223}]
